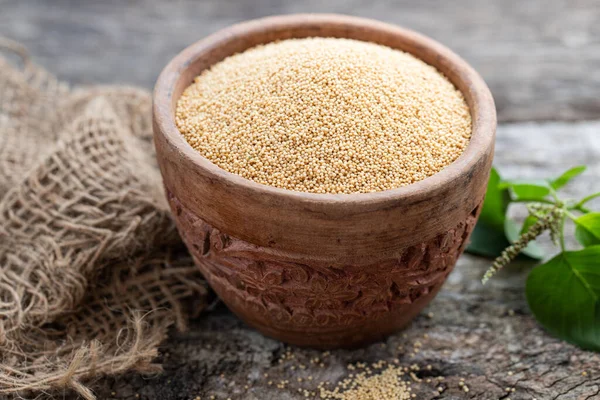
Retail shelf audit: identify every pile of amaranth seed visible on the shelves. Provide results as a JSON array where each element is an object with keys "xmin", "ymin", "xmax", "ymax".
[
  {"xmin": 176, "ymin": 37, "xmax": 471, "ymax": 194},
  {"xmin": 237, "ymin": 346, "xmax": 451, "ymax": 399},
  {"xmin": 318, "ymin": 360, "xmax": 414, "ymax": 400}
]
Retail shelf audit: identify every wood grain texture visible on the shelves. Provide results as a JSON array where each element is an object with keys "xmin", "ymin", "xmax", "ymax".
[
  {"xmin": 93, "ymin": 121, "xmax": 600, "ymax": 400},
  {"xmin": 2, "ymin": 1, "xmax": 599, "ymax": 398},
  {"xmin": 1, "ymin": 0, "xmax": 599, "ymax": 122}
]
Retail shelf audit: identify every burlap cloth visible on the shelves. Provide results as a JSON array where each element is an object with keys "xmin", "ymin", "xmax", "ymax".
[{"xmin": 0, "ymin": 39, "xmax": 208, "ymax": 399}]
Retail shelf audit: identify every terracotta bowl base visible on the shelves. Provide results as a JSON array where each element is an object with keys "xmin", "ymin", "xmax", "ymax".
[{"xmin": 169, "ymin": 189, "xmax": 482, "ymax": 349}]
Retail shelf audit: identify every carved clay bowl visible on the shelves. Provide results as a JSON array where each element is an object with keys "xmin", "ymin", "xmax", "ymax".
[{"xmin": 153, "ymin": 14, "xmax": 496, "ymax": 349}]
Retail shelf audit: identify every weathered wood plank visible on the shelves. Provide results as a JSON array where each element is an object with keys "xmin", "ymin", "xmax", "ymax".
[
  {"xmin": 2, "ymin": 2, "xmax": 599, "ymax": 398},
  {"xmin": 1, "ymin": 0, "xmax": 599, "ymax": 122},
  {"xmin": 90, "ymin": 122, "xmax": 600, "ymax": 400}
]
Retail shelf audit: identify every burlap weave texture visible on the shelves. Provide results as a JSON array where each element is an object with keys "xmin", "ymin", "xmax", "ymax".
[{"xmin": 0, "ymin": 41, "xmax": 208, "ymax": 399}]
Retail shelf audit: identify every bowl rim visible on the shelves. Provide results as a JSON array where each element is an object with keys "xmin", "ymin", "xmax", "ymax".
[{"xmin": 153, "ymin": 13, "xmax": 496, "ymax": 206}]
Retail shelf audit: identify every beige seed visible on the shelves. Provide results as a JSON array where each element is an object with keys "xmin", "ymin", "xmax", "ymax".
[
  {"xmin": 318, "ymin": 364, "xmax": 413, "ymax": 400},
  {"xmin": 176, "ymin": 37, "xmax": 471, "ymax": 194}
]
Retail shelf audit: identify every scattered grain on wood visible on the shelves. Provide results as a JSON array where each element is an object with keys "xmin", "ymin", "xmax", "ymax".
[{"xmin": 317, "ymin": 363, "xmax": 413, "ymax": 400}]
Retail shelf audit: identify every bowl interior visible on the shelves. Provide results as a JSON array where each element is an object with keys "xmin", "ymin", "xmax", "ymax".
[
  {"xmin": 162, "ymin": 15, "xmax": 495, "ymax": 199},
  {"xmin": 170, "ymin": 19, "xmax": 480, "ymax": 112},
  {"xmin": 153, "ymin": 14, "xmax": 496, "ymax": 260}
]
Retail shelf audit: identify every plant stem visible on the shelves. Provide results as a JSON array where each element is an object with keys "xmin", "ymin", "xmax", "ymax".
[
  {"xmin": 565, "ymin": 210, "xmax": 579, "ymax": 221},
  {"xmin": 573, "ymin": 205, "xmax": 591, "ymax": 213},
  {"xmin": 559, "ymin": 213, "xmax": 566, "ymax": 252},
  {"xmin": 550, "ymin": 187, "xmax": 560, "ymax": 202},
  {"xmin": 511, "ymin": 198, "xmax": 555, "ymax": 205},
  {"xmin": 574, "ymin": 192, "xmax": 600, "ymax": 210}
]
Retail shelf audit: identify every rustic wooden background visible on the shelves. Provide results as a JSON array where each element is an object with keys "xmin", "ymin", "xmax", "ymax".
[{"xmin": 1, "ymin": 0, "xmax": 599, "ymax": 399}]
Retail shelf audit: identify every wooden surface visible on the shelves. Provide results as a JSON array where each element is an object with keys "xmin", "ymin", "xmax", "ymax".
[
  {"xmin": 1, "ymin": 1, "xmax": 600, "ymax": 399},
  {"xmin": 97, "ymin": 123, "xmax": 600, "ymax": 400}
]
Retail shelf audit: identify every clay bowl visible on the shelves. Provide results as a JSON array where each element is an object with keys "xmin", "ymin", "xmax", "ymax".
[{"xmin": 153, "ymin": 14, "xmax": 496, "ymax": 349}]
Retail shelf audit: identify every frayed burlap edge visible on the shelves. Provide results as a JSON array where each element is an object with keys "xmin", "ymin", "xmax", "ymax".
[{"xmin": 0, "ymin": 39, "xmax": 208, "ymax": 399}]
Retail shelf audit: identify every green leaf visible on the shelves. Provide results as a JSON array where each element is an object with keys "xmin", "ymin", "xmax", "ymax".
[
  {"xmin": 478, "ymin": 167, "xmax": 510, "ymax": 231},
  {"xmin": 505, "ymin": 219, "xmax": 544, "ymax": 260},
  {"xmin": 499, "ymin": 179, "xmax": 552, "ymax": 202},
  {"xmin": 551, "ymin": 166, "xmax": 586, "ymax": 190},
  {"xmin": 500, "ymin": 166, "xmax": 585, "ymax": 202},
  {"xmin": 574, "ymin": 213, "xmax": 600, "ymax": 247},
  {"xmin": 520, "ymin": 214, "xmax": 538, "ymax": 235},
  {"xmin": 526, "ymin": 247, "xmax": 600, "ymax": 351},
  {"xmin": 467, "ymin": 167, "xmax": 511, "ymax": 257},
  {"xmin": 467, "ymin": 222, "xmax": 511, "ymax": 258}
]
